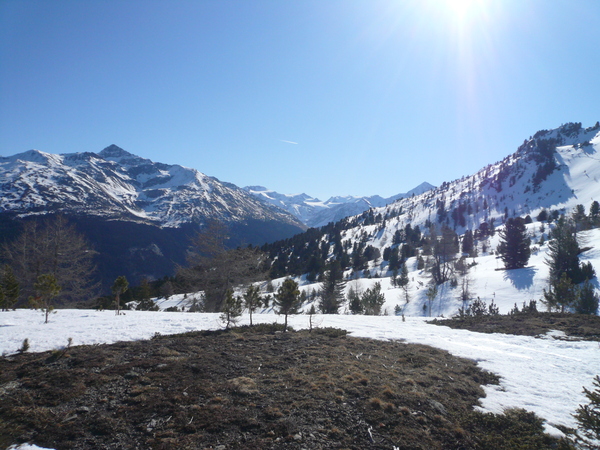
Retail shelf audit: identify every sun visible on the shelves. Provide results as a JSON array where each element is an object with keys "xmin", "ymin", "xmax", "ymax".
[
  {"xmin": 417, "ymin": 0, "xmax": 489, "ymax": 30},
  {"xmin": 440, "ymin": 0, "xmax": 487, "ymax": 27},
  {"xmin": 445, "ymin": 0, "xmax": 478, "ymax": 17}
]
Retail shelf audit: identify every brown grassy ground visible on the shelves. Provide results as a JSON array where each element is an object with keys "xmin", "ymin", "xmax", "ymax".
[
  {"xmin": 429, "ymin": 312, "xmax": 600, "ymax": 341},
  {"xmin": 0, "ymin": 325, "xmax": 570, "ymax": 449}
]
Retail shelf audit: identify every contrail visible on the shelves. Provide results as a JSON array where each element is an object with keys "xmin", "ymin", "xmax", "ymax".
[{"xmin": 280, "ymin": 140, "xmax": 298, "ymax": 145}]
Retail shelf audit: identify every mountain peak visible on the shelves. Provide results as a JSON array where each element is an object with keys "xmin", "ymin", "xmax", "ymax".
[
  {"xmin": 245, "ymin": 185, "xmax": 270, "ymax": 193},
  {"xmin": 5, "ymin": 149, "xmax": 61, "ymax": 165},
  {"xmin": 99, "ymin": 144, "xmax": 134, "ymax": 159}
]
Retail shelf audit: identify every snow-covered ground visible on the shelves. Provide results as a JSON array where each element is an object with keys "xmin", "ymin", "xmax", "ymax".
[
  {"xmin": 204, "ymin": 226, "xmax": 597, "ymax": 320},
  {"xmin": 2, "ymin": 308, "xmax": 598, "ymax": 444}
]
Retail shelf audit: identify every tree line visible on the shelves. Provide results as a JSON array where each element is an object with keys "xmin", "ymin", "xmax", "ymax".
[{"xmin": 2, "ymin": 198, "xmax": 599, "ymax": 319}]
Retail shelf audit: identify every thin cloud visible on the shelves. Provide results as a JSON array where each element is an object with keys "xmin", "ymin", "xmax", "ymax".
[{"xmin": 279, "ymin": 139, "xmax": 298, "ymax": 145}]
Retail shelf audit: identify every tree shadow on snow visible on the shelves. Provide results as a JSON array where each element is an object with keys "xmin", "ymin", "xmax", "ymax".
[{"xmin": 503, "ymin": 267, "xmax": 537, "ymax": 290}]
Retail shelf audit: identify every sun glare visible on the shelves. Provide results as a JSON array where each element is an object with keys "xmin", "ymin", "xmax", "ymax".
[
  {"xmin": 446, "ymin": 0, "xmax": 477, "ymax": 18},
  {"xmin": 416, "ymin": 0, "xmax": 491, "ymax": 32},
  {"xmin": 440, "ymin": 0, "xmax": 488, "ymax": 27}
]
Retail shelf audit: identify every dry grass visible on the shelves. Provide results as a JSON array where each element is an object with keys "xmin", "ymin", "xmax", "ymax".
[
  {"xmin": 0, "ymin": 326, "xmax": 571, "ymax": 449},
  {"xmin": 430, "ymin": 312, "xmax": 600, "ymax": 340}
]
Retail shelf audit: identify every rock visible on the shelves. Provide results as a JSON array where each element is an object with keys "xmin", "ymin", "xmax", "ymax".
[
  {"xmin": 428, "ymin": 400, "xmax": 447, "ymax": 416},
  {"xmin": 124, "ymin": 371, "xmax": 140, "ymax": 379}
]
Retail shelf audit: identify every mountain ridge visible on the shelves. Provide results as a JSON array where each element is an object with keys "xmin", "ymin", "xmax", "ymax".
[
  {"xmin": 244, "ymin": 181, "xmax": 435, "ymax": 228},
  {"xmin": 0, "ymin": 145, "xmax": 305, "ymax": 230}
]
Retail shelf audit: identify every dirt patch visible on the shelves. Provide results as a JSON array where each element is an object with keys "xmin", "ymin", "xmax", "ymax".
[
  {"xmin": 430, "ymin": 312, "xmax": 600, "ymax": 341},
  {"xmin": 0, "ymin": 325, "xmax": 566, "ymax": 449}
]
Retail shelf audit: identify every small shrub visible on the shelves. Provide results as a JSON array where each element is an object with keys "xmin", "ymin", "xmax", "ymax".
[
  {"xmin": 369, "ymin": 397, "xmax": 383, "ymax": 409},
  {"xmin": 229, "ymin": 377, "xmax": 259, "ymax": 396},
  {"xmin": 574, "ymin": 375, "xmax": 600, "ymax": 448},
  {"xmin": 18, "ymin": 338, "xmax": 29, "ymax": 353},
  {"xmin": 312, "ymin": 327, "xmax": 347, "ymax": 338},
  {"xmin": 264, "ymin": 406, "xmax": 284, "ymax": 419},
  {"xmin": 459, "ymin": 297, "xmax": 500, "ymax": 317},
  {"xmin": 382, "ymin": 387, "xmax": 396, "ymax": 399},
  {"xmin": 384, "ymin": 402, "xmax": 395, "ymax": 413},
  {"xmin": 230, "ymin": 322, "xmax": 292, "ymax": 334},
  {"xmin": 465, "ymin": 408, "xmax": 561, "ymax": 449}
]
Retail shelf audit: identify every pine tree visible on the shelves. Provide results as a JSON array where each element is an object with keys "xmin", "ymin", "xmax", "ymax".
[
  {"xmin": 318, "ymin": 261, "xmax": 346, "ymax": 314},
  {"xmin": 388, "ymin": 247, "xmax": 401, "ymax": 271},
  {"xmin": 573, "ymin": 204, "xmax": 589, "ymax": 231},
  {"xmin": 361, "ymin": 282, "xmax": 385, "ymax": 315},
  {"xmin": 243, "ymin": 284, "xmax": 261, "ymax": 326},
  {"xmin": 136, "ymin": 278, "xmax": 158, "ymax": 311},
  {"xmin": 542, "ymin": 272, "xmax": 577, "ymax": 312},
  {"xmin": 497, "ymin": 217, "xmax": 531, "ymax": 270},
  {"xmin": 0, "ymin": 264, "xmax": 17, "ymax": 311},
  {"xmin": 576, "ymin": 281, "xmax": 599, "ymax": 315},
  {"xmin": 220, "ymin": 289, "xmax": 243, "ymax": 329},
  {"xmin": 274, "ymin": 278, "xmax": 300, "ymax": 331},
  {"xmin": 112, "ymin": 275, "xmax": 129, "ymax": 316},
  {"xmin": 397, "ymin": 261, "xmax": 409, "ymax": 287},
  {"xmin": 574, "ymin": 376, "xmax": 600, "ymax": 449},
  {"xmin": 461, "ymin": 229, "xmax": 474, "ymax": 255},
  {"xmin": 590, "ymin": 201, "xmax": 600, "ymax": 227},
  {"xmin": 347, "ymin": 284, "xmax": 363, "ymax": 314},
  {"xmin": 31, "ymin": 274, "xmax": 61, "ymax": 324},
  {"xmin": 545, "ymin": 216, "xmax": 583, "ymax": 285}
]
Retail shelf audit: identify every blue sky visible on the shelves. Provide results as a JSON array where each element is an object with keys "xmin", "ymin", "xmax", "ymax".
[{"xmin": 1, "ymin": 0, "xmax": 599, "ymax": 200}]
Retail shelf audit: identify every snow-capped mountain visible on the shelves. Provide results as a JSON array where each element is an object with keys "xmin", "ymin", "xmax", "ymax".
[
  {"xmin": 244, "ymin": 182, "xmax": 435, "ymax": 228},
  {"xmin": 366, "ymin": 121, "xmax": 600, "ymax": 235},
  {"xmin": 0, "ymin": 145, "xmax": 307, "ymax": 288},
  {"xmin": 0, "ymin": 145, "xmax": 304, "ymax": 230}
]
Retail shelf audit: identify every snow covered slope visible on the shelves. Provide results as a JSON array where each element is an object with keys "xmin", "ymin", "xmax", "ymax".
[
  {"xmin": 369, "ymin": 122, "xmax": 600, "ymax": 236},
  {"xmin": 258, "ymin": 122, "xmax": 600, "ymax": 317},
  {"xmin": 245, "ymin": 181, "xmax": 434, "ymax": 228},
  {"xmin": 0, "ymin": 145, "xmax": 304, "ymax": 229}
]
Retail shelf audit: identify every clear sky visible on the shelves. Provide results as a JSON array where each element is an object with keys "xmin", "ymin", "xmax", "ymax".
[{"xmin": 1, "ymin": 0, "xmax": 599, "ymax": 201}]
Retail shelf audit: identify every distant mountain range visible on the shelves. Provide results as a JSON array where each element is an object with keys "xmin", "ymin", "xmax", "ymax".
[
  {"xmin": 0, "ymin": 144, "xmax": 304, "ymax": 231},
  {"xmin": 244, "ymin": 182, "xmax": 435, "ymax": 228}
]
